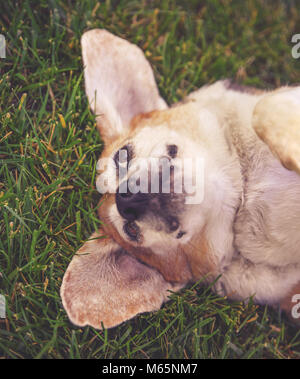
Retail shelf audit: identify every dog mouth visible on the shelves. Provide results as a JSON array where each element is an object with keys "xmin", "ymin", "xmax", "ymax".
[{"xmin": 123, "ymin": 216, "xmax": 186, "ymax": 242}]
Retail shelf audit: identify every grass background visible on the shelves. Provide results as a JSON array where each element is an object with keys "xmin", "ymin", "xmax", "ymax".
[{"xmin": 1, "ymin": 0, "xmax": 300, "ymax": 359}]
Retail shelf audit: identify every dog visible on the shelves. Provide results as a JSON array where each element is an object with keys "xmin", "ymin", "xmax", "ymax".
[{"xmin": 61, "ymin": 29, "xmax": 300, "ymax": 329}]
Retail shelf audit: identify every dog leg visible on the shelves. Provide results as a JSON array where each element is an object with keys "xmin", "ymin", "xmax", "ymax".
[
  {"xmin": 215, "ymin": 254, "xmax": 300, "ymax": 309},
  {"xmin": 253, "ymin": 87, "xmax": 300, "ymax": 174}
]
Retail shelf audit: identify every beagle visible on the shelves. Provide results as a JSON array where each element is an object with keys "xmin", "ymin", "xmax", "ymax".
[{"xmin": 61, "ymin": 29, "xmax": 300, "ymax": 329}]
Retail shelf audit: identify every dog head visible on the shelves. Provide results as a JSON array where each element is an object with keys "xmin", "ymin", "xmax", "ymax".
[{"xmin": 61, "ymin": 29, "xmax": 240, "ymax": 329}]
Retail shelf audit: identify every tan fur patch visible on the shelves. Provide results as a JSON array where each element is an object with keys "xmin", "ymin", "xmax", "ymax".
[{"xmin": 181, "ymin": 233, "xmax": 217, "ymax": 282}]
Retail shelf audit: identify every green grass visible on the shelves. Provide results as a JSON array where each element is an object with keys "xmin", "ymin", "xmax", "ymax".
[{"xmin": 1, "ymin": 0, "xmax": 300, "ymax": 359}]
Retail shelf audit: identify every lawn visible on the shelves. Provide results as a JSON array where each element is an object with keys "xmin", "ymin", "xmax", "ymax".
[{"xmin": 1, "ymin": 0, "xmax": 300, "ymax": 359}]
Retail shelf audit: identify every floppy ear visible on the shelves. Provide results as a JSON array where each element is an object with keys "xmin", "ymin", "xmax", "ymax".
[
  {"xmin": 61, "ymin": 230, "xmax": 181, "ymax": 329},
  {"xmin": 253, "ymin": 87, "xmax": 300, "ymax": 174},
  {"xmin": 81, "ymin": 29, "xmax": 167, "ymax": 144}
]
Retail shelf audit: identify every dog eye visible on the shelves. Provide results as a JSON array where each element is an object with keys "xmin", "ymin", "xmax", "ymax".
[
  {"xmin": 114, "ymin": 144, "xmax": 133, "ymax": 167},
  {"xmin": 123, "ymin": 221, "xmax": 140, "ymax": 241},
  {"xmin": 176, "ymin": 231, "xmax": 186, "ymax": 239}
]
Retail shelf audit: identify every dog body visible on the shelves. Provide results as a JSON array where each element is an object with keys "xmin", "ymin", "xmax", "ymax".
[
  {"xmin": 187, "ymin": 81, "xmax": 300, "ymax": 304},
  {"xmin": 61, "ymin": 30, "xmax": 300, "ymax": 329}
]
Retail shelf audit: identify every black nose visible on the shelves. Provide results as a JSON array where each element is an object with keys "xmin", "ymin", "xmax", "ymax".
[{"xmin": 116, "ymin": 188, "xmax": 149, "ymax": 221}]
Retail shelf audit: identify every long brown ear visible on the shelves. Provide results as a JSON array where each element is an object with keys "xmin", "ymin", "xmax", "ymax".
[
  {"xmin": 253, "ymin": 87, "xmax": 300, "ymax": 174},
  {"xmin": 61, "ymin": 230, "xmax": 181, "ymax": 329},
  {"xmin": 81, "ymin": 29, "xmax": 167, "ymax": 144}
]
